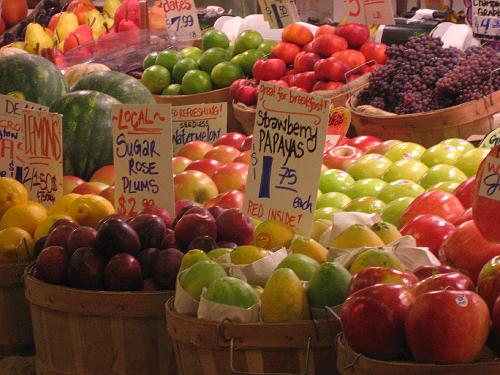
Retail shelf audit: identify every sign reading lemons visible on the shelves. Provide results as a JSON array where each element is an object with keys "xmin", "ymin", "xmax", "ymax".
[
  {"xmin": 244, "ymin": 82, "xmax": 329, "ymax": 237},
  {"xmin": 160, "ymin": 0, "xmax": 201, "ymax": 39},
  {"xmin": 112, "ymin": 104, "xmax": 175, "ymax": 216}
]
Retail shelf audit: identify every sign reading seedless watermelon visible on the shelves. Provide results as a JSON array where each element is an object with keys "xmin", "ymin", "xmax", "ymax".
[
  {"xmin": 20, "ymin": 109, "xmax": 63, "ymax": 208},
  {"xmin": 244, "ymin": 82, "xmax": 329, "ymax": 236},
  {"xmin": 112, "ymin": 104, "xmax": 175, "ymax": 216}
]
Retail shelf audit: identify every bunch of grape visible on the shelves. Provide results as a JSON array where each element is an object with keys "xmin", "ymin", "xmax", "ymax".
[
  {"xmin": 357, "ymin": 35, "xmax": 498, "ymax": 114},
  {"xmin": 436, "ymin": 46, "xmax": 500, "ymax": 104}
]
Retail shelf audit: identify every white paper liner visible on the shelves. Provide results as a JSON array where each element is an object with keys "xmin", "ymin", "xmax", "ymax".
[
  {"xmin": 197, "ymin": 294, "xmax": 260, "ymax": 323},
  {"xmin": 174, "ymin": 280, "xmax": 200, "ymax": 316},
  {"xmin": 228, "ymin": 247, "xmax": 289, "ymax": 286},
  {"xmin": 211, "ymin": 253, "xmax": 232, "ymax": 271},
  {"xmin": 327, "ymin": 236, "xmax": 441, "ymax": 272},
  {"xmin": 319, "ymin": 212, "xmax": 382, "ymax": 247}
]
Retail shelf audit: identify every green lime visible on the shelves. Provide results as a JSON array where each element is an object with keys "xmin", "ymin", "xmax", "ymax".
[
  {"xmin": 180, "ymin": 46, "xmax": 202, "ymax": 62},
  {"xmin": 172, "ymin": 58, "xmax": 199, "ymax": 83},
  {"xmin": 141, "ymin": 65, "xmax": 171, "ymax": 94},
  {"xmin": 162, "ymin": 83, "xmax": 182, "ymax": 96},
  {"xmin": 181, "ymin": 70, "xmax": 213, "ymax": 94},
  {"xmin": 234, "ymin": 30, "xmax": 263, "ymax": 55},
  {"xmin": 155, "ymin": 50, "xmax": 182, "ymax": 71},
  {"xmin": 258, "ymin": 40, "xmax": 278, "ymax": 55},
  {"xmin": 202, "ymin": 29, "xmax": 230, "ymax": 50},
  {"xmin": 237, "ymin": 49, "xmax": 265, "ymax": 76},
  {"xmin": 231, "ymin": 53, "xmax": 244, "ymax": 66},
  {"xmin": 211, "ymin": 62, "xmax": 243, "ymax": 88},
  {"xmin": 143, "ymin": 51, "xmax": 159, "ymax": 70},
  {"xmin": 199, "ymin": 47, "xmax": 228, "ymax": 74},
  {"xmin": 225, "ymin": 42, "xmax": 235, "ymax": 60}
]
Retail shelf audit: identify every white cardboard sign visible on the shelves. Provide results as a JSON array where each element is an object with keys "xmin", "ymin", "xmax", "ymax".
[
  {"xmin": 343, "ymin": 0, "xmax": 395, "ymax": 26},
  {"xmin": 258, "ymin": 0, "xmax": 301, "ymax": 29},
  {"xmin": 160, "ymin": 0, "xmax": 202, "ymax": 39},
  {"xmin": 478, "ymin": 149, "xmax": 500, "ymax": 202}
]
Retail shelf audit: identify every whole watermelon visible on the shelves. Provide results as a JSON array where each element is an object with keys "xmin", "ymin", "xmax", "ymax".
[
  {"xmin": 49, "ymin": 90, "xmax": 120, "ymax": 180},
  {"xmin": 71, "ymin": 71, "xmax": 155, "ymax": 104},
  {"xmin": 0, "ymin": 54, "xmax": 68, "ymax": 106}
]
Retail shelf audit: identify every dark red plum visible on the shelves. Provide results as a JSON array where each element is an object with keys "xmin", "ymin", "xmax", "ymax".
[
  {"xmin": 139, "ymin": 205, "xmax": 173, "ymax": 228},
  {"xmin": 45, "ymin": 225, "xmax": 76, "ymax": 249},
  {"xmin": 137, "ymin": 248, "xmax": 160, "ymax": 279},
  {"xmin": 67, "ymin": 226, "xmax": 97, "ymax": 255},
  {"xmin": 187, "ymin": 235, "xmax": 218, "ymax": 252},
  {"xmin": 95, "ymin": 219, "xmax": 141, "ymax": 258},
  {"xmin": 68, "ymin": 247, "xmax": 106, "ymax": 290},
  {"xmin": 104, "ymin": 253, "xmax": 143, "ymax": 291},
  {"xmin": 36, "ymin": 246, "xmax": 70, "ymax": 285},
  {"xmin": 216, "ymin": 208, "xmax": 254, "ymax": 245},
  {"xmin": 128, "ymin": 214, "xmax": 167, "ymax": 249},
  {"xmin": 153, "ymin": 248, "xmax": 184, "ymax": 290}
]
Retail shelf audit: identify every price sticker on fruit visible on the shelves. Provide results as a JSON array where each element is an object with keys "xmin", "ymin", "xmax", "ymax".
[
  {"xmin": 244, "ymin": 82, "xmax": 329, "ymax": 236},
  {"xmin": 258, "ymin": 0, "xmax": 300, "ymax": 29},
  {"xmin": 112, "ymin": 104, "xmax": 175, "ymax": 217},
  {"xmin": 160, "ymin": 0, "xmax": 201, "ymax": 39},
  {"xmin": 20, "ymin": 109, "xmax": 64, "ymax": 208},
  {"xmin": 171, "ymin": 103, "xmax": 227, "ymax": 154}
]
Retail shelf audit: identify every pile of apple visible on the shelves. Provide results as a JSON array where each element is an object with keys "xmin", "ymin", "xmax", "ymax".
[{"xmin": 230, "ymin": 22, "xmax": 388, "ymax": 106}]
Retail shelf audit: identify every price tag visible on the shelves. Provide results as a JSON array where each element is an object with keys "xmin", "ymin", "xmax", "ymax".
[
  {"xmin": 112, "ymin": 104, "xmax": 175, "ymax": 216},
  {"xmin": 343, "ymin": 0, "xmax": 395, "ymax": 26},
  {"xmin": 244, "ymin": 82, "xmax": 329, "ymax": 236},
  {"xmin": 480, "ymin": 127, "xmax": 500, "ymax": 149},
  {"xmin": 20, "ymin": 110, "xmax": 63, "ymax": 208},
  {"xmin": 258, "ymin": 0, "xmax": 300, "ymax": 29},
  {"xmin": 160, "ymin": 0, "xmax": 201, "ymax": 39},
  {"xmin": 327, "ymin": 107, "xmax": 350, "ymax": 146},
  {"xmin": 0, "ymin": 95, "xmax": 47, "ymax": 180},
  {"xmin": 470, "ymin": 0, "xmax": 500, "ymax": 41},
  {"xmin": 171, "ymin": 103, "xmax": 227, "ymax": 154}
]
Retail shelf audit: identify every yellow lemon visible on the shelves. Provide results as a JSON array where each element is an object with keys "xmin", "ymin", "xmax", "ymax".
[
  {"xmin": 0, "ymin": 177, "xmax": 29, "ymax": 218},
  {"xmin": 0, "ymin": 201, "xmax": 48, "ymax": 235},
  {"xmin": 68, "ymin": 194, "xmax": 115, "ymax": 227},
  {"xmin": 48, "ymin": 193, "xmax": 81, "ymax": 215},
  {"xmin": 34, "ymin": 214, "xmax": 75, "ymax": 241},
  {"xmin": 0, "ymin": 227, "xmax": 34, "ymax": 264}
]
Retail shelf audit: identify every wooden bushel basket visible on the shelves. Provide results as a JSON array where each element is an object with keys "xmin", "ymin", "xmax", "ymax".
[
  {"xmin": 336, "ymin": 335, "xmax": 500, "ymax": 375},
  {"xmin": 346, "ymin": 90, "xmax": 500, "ymax": 148},
  {"xmin": 166, "ymin": 299, "xmax": 341, "ymax": 375},
  {"xmin": 24, "ymin": 265, "xmax": 176, "ymax": 375},
  {"xmin": 0, "ymin": 263, "xmax": 33, "ymax": 357}
]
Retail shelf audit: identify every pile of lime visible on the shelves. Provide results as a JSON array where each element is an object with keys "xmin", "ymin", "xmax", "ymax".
[{"xmin": 141, "ymin": 29, "xmax": 276, "ymax": 95}]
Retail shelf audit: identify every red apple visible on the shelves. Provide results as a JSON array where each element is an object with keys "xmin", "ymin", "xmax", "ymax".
[
  {"xmin": 204, "ymin": 145, "xmax": 240, "ymax": 165},
  {"xmin": 443, "ymin": 220, "xmax": 500, "ymax": 282},
  {"xmin": 216, "ymin": 208, "xmax": 254, "ymax": 245},
  {"xmin": 323, "ymin": 145, "xmax": 363, "ymax": 170},
  {"xmin": 360, "ymin": 41, "xmax": 388, "ymax": 64},
  {"xmin": 400, "ymin": 190, "xmax": 465, "ymax": 228},
  {"xmin": 472, "ymin": 145, "xmax": 500, "ymax": 243},
  {"xmin": 477, "ymin": 255, "xmax": 500, "ymax": 310},
  {"xmin": 213, "ymin": 132, "xmax": 246, "ymax": 150},
  {"xmin": 348, "ymin": 267, "xmax": 419, "ymax": 295},
  {"xmin": 312, "ymin": 81, "xmax": 344, "ymax": 92},
  {"xmin": 334, "ymin": 49, "xmax": 366, "ymax": 70},
  {"xmin": 315, "ymin": 24, "xmax": 336, "ymax": 37},
  {"xmin": 341, "ymin": 284, "xmax": 415, "ymax": 360},
  {"xmin": 414, "ymin": 272, "xmax": 474, "ymax": 296},
  {"xmin": 289, "ymin": 86, "xmax": 308, "ymax": 93},
  {"xmin": 139, "ymin": 205, "xmax": 174, "ymax": 229},
  {"xmin": 312, "ymin": 34, "xmax": 348, "ymax": 57},
  {"xmin": 72, "ymin": 181, "xmax": 109, "ymax": 195},
  {"xmin": 367, "ymin": 140, "xmax": 401, "ymax": 154},
  {"xmin": 293, "ymin": 51, "xmax": 321, "ymax": 73},
  {"xmin": 347, "ymin": 135, "xmax": 381, "ymax": 152},
  {"xmin": 405, "ymin": 290, "xmax": 489, "ymax": 364},
  {"xmin": 413, "ymin": 265, "xmax": 458, "ymax": 281},
  {"xmin": 453, "ymin": 176, "xmax": 475, "ymax": 210},
  {"xmin": 174, "ymin": 170, "xmax": 218, "ymax": 205},
  {"xmin": 267, "ymin": 79, "xmax": 289, "ymax": 88},
  {"xmin": 36, "ymin": 246, "xmax": 70, "ymax": 286},
  {"xmin": 313, "ymin": 57, "xmax": 349, "ymax": 82},
  {"xmin": 99, "ymin": 185, "xmax": 115, "ymax": 203},
  {"xmin": 453, "ymin": 207, "xmax": 473, "ymax": 226},
  {"xmin": 205, "ymin": 190, "xmax": 244, "ymax": 210},
  {"xmin": 212, "ymin": 162, "xmax": 248, "ymax": 193},
  {"xmin": 282, "ymin": 22, "xmax": 313, "ymax": 46},
  {"xmin": 104, "ymin": 253, "xmax": 143, "ymax": 291},
  {"xmin": 230, "ymin": 79, "xmax": 258, "ymax": 106},
  {"xmin": 400, "ymin": 215, "xmax": 455, "ymax": 256},
  {"xmin": 234, "ymin": 150, "xmax": 251, "ymax": 164},
  {"xmin": 185, "ymin": 158, "xmax": 223, "ymax": 178},
  {"xmin": 172, "ymin": 156, "xmax": 191, "ymax": 174},
  {"xmin": 336, "ymin": 23, "xmax": 370, "ymax": 48},
  {"xmin": 271, "ymin": 42, "xmax": 302, "ymax": 64},
  {"xmin": 176, "ymin": 140, "xmax": 213, "ymax": 160},
  {"xmin": 63, "ymin": 175, "xmax": 85, "ymax": 194},
  {"xmin": 288, "ymin": 71, "xmax": 317, "ymax": 92},
  {"xmin": 252, "ymin": 59, "xmax": 287, "ymax": 82},
  {"xmin": 241, "ymin": 135, "xmax": 252, "ymax": 152}
]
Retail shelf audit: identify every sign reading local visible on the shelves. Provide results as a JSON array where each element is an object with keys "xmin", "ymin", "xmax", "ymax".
[
  {"xmin": 160, "ymin": 0, "xmax": 201, "ymax": 39},
  {"xmin": 258, "ymin": 0, "xmax": 300, "ymax": 29},
  {"xmin": 112, "ymin": 104, "xmax": 174, "ymax": 216},
  {"xmin": 470, "ymin": 0, "xmax": 500, "ymax": 40},
  {"xmin": 171, "ymin": 102, "xmax": 227, "ymax": 154},
  {"xmin": 244, "ymin": 82, "xmax": 329, "ymax": 236},
  {"xmin": 0, "ymin": 95, "xmax": 47, "ymax": 180},
  {"xmin": 21, "ymin": 109, "xmax": 63, "ymax": 207}
]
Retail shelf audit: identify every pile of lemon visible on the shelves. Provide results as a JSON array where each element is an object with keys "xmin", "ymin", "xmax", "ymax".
[{"xmin": 0, "ymin": 177, "xmax": 115, "ymax": 265}]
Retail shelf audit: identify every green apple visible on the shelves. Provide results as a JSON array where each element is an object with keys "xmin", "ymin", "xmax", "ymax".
[
  {"xmin": 382, "ymin": 159, "xmax": 428, "ymax": 183},
  {"xmin": 419, "ymin": 164, "xmax": 467, "ymax": 189},
  {"xmin": 428, "ymin": 181, "xmax": 460, "ymax": 193},
  {"xmin": 344, "ymin": 197, "xmax": 386, "ymax": 214},
  {"xmin": 440, "ymin": 138, "xmax": 474, "ymax": 153},
  {"xmin": 277, "ymin": 253, "xmax": 320, "ymax": 281},
  {"xmin": 367, "ymin": 139, "xmax": 402, "ymax": 154},
  {"xmin": 420, "ymin": 144, "xmax": 462, "ymax": 167},
  {"xmin": 378, "ymin": 179, "xmax": 425, "ymax": 203},
  {"xmin": 347, "ymin": 178, "xmax": 387, "ymax": 199},
  {"xmin": 381, "ymin": 197, "xmax": 415, "ymax": 227},
  {"xmin": 385, "ymin": 142, "xmax": 426, "ymax": 161},
  {"xmin": 316, "ymin": 192, "xmax": 351, "ymax": 210},
  {"xmin": 454, "ymin": 148, "xmax": 490, "ymax": 177},
  {"xmin": 346, "ymin": 154, "xmax": 393, "ymax": 180},
  {"xmin": 319, "ymin": 169, "xmax": 355, "ymax": 194},
  {"xmin": 314, "ymin": 207, "xmax": 342, "ymax": 220}
]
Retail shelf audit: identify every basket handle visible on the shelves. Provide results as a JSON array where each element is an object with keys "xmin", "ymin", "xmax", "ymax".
[{"xmin": 229, "ymin": 336, "xmax": 312, "ymax": 375}]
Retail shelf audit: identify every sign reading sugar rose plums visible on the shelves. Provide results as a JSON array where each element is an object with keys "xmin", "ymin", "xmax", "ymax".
[
  {"xmin": 112, "ymin": 104, "xmax": 175, "ymax": 216},
  {"xmin": 244, "ymin": 82, "xmax": 328, "ymax": 236},
  {"xmin": 171, "ymin": 103, "xmax": 227, "ymax": 154}
]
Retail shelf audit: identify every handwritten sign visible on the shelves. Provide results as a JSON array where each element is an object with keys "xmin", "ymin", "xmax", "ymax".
[
  {"xmin": 258, "ymin": 0, "xmax": 300, "ymax": 29},
  {"xmin": 160, "ymin": 0, "xmax": 201, "ymax": 39},
  {"xmin": 171, "ymin": 103, "xmax": 227, "ymax": 154},
  {"xmin": 0, "ymin": 95, "xmax": 47, "ymax": 180},
  {"xmin": 470, "ymin": 0, "xmax": 500, "ymax": 40},
  {"xmin": 343, "ymin": 0, "xmax": 395, "ymax": 26},
  {"xmin": 327, "ymin": 107, "xmax": 350, "ymax": 146},
  {"xmin": 21, "ymin": 109, "xmax": 63, "ymax": 207},
  {"xmin": 477, "ymin": 147, "xmax": 500, "ymax": 202},
  {"xmin": 112, "ymin": 104, "xmax": 175, "ymax": 216},
  {"xmin": 480, "ymin": 127, "xmax": 500, "ymax": 149},
  {"xmin": 244, "ymin": 82, "xmax": 329, "ymax": 236}
]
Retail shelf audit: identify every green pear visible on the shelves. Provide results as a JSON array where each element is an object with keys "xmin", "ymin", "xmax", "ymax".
[
  {"xmin": 103, "ymin": 0, "xmax": 121, "ymax": 18},
  {"xmin": 55, "ymin": 12, "xmax": 79, "ymax": 44},
  {"xmin": 85, "ymin": 9, "xmax": 105, "ymax": 39},
  {"xmin": 25, "ymin": 23, "xmax": 54, "ymax": 55}
]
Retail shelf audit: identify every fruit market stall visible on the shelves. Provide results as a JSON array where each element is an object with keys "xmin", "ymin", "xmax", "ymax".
[{"xmin": 0, "ymin": 1, "xmax": 500, "ymax": 375}]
